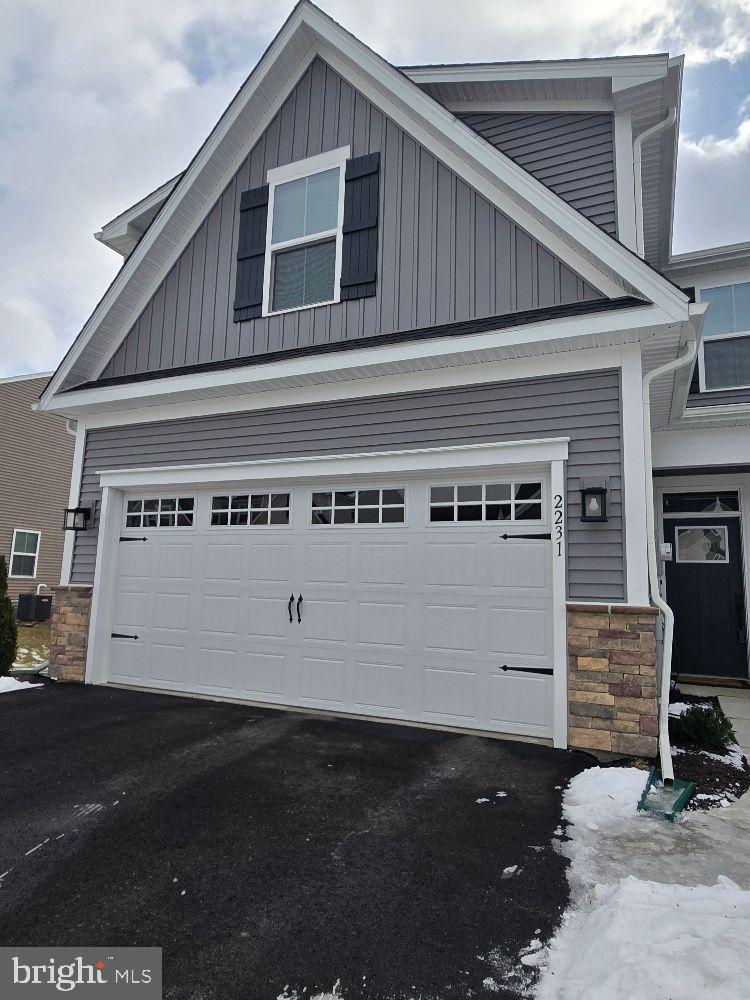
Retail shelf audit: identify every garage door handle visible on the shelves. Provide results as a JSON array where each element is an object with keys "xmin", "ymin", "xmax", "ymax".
[
  {"xmin": 112, "ymin": 632, "xmax": 139, "ymax": 640},
  {"xmin": 288, "ymin": 594, "xmax": 295, "ymax": 623},
  {"xmin": 296, "ymin": 594, "xmax": 303, "ymax": 623},
  {"xmin": 501, "ymin": 664, "xmax": 553, "ymax": 675}
]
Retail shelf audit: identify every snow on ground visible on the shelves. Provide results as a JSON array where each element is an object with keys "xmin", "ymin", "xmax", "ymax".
[
  {"xmin": 535, "ymin": 767, "xmax": 750, "ymax": 1000},
  {"xmin": 0, "ymin": 677, "xmax": 42, "ymax": 695}
]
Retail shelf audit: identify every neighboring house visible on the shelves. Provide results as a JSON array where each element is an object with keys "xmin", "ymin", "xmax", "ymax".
[
  {"xmin": 37, "ymin": 2, "xmax": 748, "ymax": 761},
  {"xmin": 0, "ymin": 373, "xmax": 75, "ymax": 605}
]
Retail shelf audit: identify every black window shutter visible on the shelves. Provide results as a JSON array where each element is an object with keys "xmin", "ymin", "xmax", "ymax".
[
  {"xmin": 340, "ymin": 152, "xmax": 380, "ymax": 301},
  {"xmin": 233, "ymin": 184, "xmax": 269, "ymax": 323}
]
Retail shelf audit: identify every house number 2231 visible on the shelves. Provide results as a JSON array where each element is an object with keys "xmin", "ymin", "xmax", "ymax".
[{"xmin": 554, "ymin": 493, "xmax": 564, "ymax": 557}]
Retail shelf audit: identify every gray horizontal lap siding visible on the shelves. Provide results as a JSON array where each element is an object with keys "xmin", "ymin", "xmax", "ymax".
[
  {"xmin": 458, "ymin": 112, "xmax": 617, "ymax": 237},
  {"xmin": 72, "ymin": 370, "xmax": 625, "ymax": 600},
  {"xmin": 98, "ymin": 59, "xmax": 599, "ymax": 384}
]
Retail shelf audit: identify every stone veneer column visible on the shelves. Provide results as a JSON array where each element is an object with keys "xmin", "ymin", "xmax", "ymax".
[
  {"xmin": 566, "ymin": 603, "xmax": 658, "ymax": 756},
  {"xmin": 48, "ymin": 585, "xmax": 93, "ymax": 683}
]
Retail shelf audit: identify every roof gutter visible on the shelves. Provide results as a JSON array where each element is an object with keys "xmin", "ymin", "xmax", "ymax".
[
  {"xmin": 642, "ymin": 329, "xmax": 698, "ymax": 784},
  {"xmin": 634, "ymin": 107, "xmax": 677, "ymax": 258}
]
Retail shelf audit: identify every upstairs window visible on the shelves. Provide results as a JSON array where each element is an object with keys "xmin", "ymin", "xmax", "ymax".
[
  {"xmin": 263, "ymin": 148, "xmax": 348, "ymax": 315},
  {"xmin": 699, "ymin": 281, "xmax": 750, "ymax": 391},
  {"xmin": 10, "ymin": 529, "xmax": 40, "ymax": 578}
]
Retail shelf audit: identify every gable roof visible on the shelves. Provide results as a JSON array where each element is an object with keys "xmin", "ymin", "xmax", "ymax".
[{"xmin": 39, "ymin": 0, "xmax": 689, "ymax": 408}]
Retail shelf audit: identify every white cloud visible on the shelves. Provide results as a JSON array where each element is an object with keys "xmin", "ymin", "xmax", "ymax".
[
  {"xmin": 1, "ymin": 0, "xmax": 749, "ymax": 377},
  {"xmin": 673, "ymin": 116, "xmax": 750, "ymax": 251}
]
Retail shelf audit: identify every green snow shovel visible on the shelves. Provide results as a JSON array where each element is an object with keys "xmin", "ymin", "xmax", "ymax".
[{"xmin": 637, "ymin": 767, "xmax": 696, "ymax": 822}]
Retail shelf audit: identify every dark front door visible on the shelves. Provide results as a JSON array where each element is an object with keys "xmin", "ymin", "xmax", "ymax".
[{"xmin": 664, "ymin": 517, "xmax": 747, "ymax": 678}]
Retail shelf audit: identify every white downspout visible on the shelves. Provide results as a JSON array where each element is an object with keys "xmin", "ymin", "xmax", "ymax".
[
  {"xmin": 633, "ymin": 107, "xmax": 676, "ymax": 257},
  {"xmin": 642, "ymin": 335, "xmax": 698, "ymax": 784}
]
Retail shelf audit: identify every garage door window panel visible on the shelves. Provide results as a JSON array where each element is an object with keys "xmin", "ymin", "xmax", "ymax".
[
  {"xmin": 429, "ymin": 482, "xmax": 544, "ymax": 523},
  {"xmin": 125, "ymin": 497, "xmax": 195, "ymax": 529},
  {"xmin": 311, "ymin": 488, "xmax": 405, "ymax": 525},
  {"xmin": 210, "ymin": 493, "xmax": 290, "ymax": 527}
]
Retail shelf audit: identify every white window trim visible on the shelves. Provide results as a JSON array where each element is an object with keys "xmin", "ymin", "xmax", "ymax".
[
  {"xmin": 674, "ymin": 524, "xmax": 730, "ymax": 565},
  {"xmin": 696, "ymin": 282, "xmax": 750, "ymax": 393},
  {"xmin": 261, "ymin": 145, "xmax": 350, "ymax": 318},
  {"xmin": 10, "ymin": 528, "xmax": 41, "ymax": 580},
  {"xmin": 698, "ymin": 329, "xmax": 750, "ymax": 393}
]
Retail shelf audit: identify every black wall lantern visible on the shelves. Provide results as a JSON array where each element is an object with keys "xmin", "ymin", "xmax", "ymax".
[
  {"xmin": 63, "ymin": 507, "xmax": 91, "ymax": 531},
  {"xmin": 580, "ymin": 487, "xmax": 608, "ymax": 523}
]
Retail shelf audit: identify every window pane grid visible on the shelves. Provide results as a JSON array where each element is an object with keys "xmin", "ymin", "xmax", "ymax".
[
  {"xmin": 429, "ymin": 483, "xmax": 543, "ymax": 523},
  {"xmin": 10, "ymin": 530, "xmax": 40, "ymax": 578},
  {"xmin": 311, "ymin": 488, "xmax": 405, "ymax": 525},
  {"xmin": 210, "ymin": 493, "xmax": 290, "ymax": 527},
  {"xmin": 125, "ymin": 497, "xmax": 194, "ymax": 529}
]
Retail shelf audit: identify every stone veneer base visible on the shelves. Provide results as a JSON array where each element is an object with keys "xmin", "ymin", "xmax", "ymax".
[
  {"xmin": 567, "ymin": 603, "xmax": 658, "ymax": 756},
  {"xmin": 49, "ymin": 585, "xmax": 93, "ymax": 683}
]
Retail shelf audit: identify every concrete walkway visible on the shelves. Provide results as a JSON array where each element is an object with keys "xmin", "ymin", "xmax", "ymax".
[{"xmin": 678, "ymin": 683, "xmax": 750, "ymax": 756}]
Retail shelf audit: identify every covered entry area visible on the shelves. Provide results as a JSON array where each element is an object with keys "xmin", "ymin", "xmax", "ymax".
[{"xmin": 85, "ymin": 439, "xmax": 569, "ymax": 745}]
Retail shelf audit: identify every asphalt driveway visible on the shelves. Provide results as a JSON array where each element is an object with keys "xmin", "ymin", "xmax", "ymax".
[{"xmin": 0, "ymin": 685, "xmax": 589, "ymax": 999}]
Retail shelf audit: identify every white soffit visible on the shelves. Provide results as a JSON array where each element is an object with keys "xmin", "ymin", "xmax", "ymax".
[{"xmin": 39, "ymin": 2, "xmax": 688, "ymax": 409}]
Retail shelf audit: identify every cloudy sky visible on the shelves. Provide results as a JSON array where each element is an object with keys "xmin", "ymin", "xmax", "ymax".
[{"xmin": 1, "ymin": 0, "xmax": 749, "ymax": 378}]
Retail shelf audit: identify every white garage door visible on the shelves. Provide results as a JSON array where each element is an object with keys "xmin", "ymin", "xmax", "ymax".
[{"xmin": 108, "ymin": 474, "xmax": 556, "ymax": 739}]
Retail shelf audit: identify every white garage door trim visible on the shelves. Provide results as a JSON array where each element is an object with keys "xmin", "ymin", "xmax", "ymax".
[{"xmin": 85, "ymin": 438, "xmax": 569, "ymax": 746}]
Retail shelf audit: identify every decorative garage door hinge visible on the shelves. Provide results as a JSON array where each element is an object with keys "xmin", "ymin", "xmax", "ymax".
[
  {"xmin": 119, "ymin": 536, "xmax": 148, "ymax": 542},
  {"xmin": 111, "ymin": 632, "xmax": 139, "ymax": 640},
  {"xmin": 499, "ymin": 532, "xmax": 552, "ymax": 540},
  {"xmin": 500, "ymin": 664, "xmax": 553, "ymax": 675}
]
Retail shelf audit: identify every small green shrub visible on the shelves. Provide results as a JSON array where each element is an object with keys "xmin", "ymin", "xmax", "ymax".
[
  {"xmin": 670, "ymin": 703, "xmax": 735, "ymax": 755},
  {"xmin": 0, "ymin": 554, "xmax": 17, "ymax": 676}
]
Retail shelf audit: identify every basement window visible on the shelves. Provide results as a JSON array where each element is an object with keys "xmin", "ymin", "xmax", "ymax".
[{"xmin": 125, "ymin": 498, "xmax": 194, "ymax": 529}]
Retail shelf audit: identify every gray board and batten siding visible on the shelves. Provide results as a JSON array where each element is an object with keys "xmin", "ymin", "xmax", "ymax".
[
  {"xmin": 71, "ymin": 369, "xmax": 626, "ymax": 601},
  {"xmin": 457, "ymin": 112, "xmax": 617, "ymax": 238},
  {"xmin": 96, "ymin": 58, "xmax": 601, "ymax": 385}
]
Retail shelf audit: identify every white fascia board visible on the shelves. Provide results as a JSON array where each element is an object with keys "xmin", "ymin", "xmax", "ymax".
[
  {"xmin": 402, "ymin": 56, "xmax": 668, "ymax": 85},
  {"xmin": 310, "ymin": 21, "xmax": 688, "ymax": 318},
  {"xmin": 78, "ymin": 344, "xmax": 632, "ymax": 430},
  {"xmin": 42, "ymin": 304, "xmax": 672, "ymax": 418},
  {"xmin": 40, "ymin": 6, "xmax": 688, "ymax": 409},
  {"xmin": 97, "ymin": 437, "xmax": 571, "ymax": 490}
]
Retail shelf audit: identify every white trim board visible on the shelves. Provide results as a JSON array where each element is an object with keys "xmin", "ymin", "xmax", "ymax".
[
  {"xmin": 96, "ymin": 437, "xmax": 571, "ymax": 490},
  {"xmin": 43, "ymin": 305, "xmax": 674, "ymax": 418},
  {"xmin": 76, "ymin": 344, "xmax": 628, "ymax": 429},
  {"xmin": 40, "ymin": 2, "xmax": 689, "ymax": 407},
  {"xmin": 60, "ymin": 417, "xmax": 88, "ymax": 586}
]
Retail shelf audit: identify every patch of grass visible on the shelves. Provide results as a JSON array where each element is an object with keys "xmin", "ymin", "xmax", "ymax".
[
  {"xmin": 669, "ymin": 703, "xmax": 735, "ymax": 755},
  {"xmin": 14, "ymin": 620, "xmax": 51, "ymax": 667}
]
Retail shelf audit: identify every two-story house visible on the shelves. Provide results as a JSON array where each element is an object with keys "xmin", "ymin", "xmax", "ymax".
[
  {"xmin": 39, "ymin": 3, "xmax": 744, "ymax": 772},
  {"xmin": 0, "ymin": 373, "xmax": 75, "ymax": 607}
]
